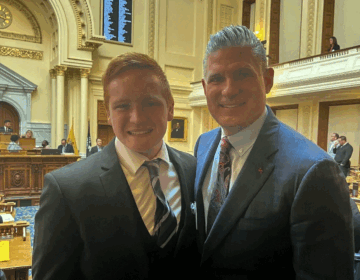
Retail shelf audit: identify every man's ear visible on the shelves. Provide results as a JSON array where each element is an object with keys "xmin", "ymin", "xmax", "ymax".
[
  {"xmin": 264, "ymin": 68, "xmax": 274, "ymax": 94},
  {"xmin": 202, "ymin": 78, "xmax": 207, "ymax": 96},
  {"xmin": 106, "ymin": 110, "xmax": 112, "ymax": 126},
  {"xmin": 167, "ymin": 101, "xmax": 174, "ymax": 122}
]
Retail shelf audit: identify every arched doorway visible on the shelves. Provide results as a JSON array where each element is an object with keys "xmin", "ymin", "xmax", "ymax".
[{"xmin": 0, "ymin": 102, "xmax": 20, "ymax": 134}]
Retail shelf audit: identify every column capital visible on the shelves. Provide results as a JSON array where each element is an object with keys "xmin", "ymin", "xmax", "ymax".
[
  {"xmin": 49, "ymin": 69, "xmax": 56, "ymax": 79},
  {"xmin": 80, "ymin": 68, "xmax": 91, "ymax": 78},
  {"xmin": 55, "ymin": 65, "xmax": 67, "ymax": 76}
]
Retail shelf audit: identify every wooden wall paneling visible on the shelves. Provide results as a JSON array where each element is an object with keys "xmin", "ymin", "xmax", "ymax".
[
  {"xmin": 242, "ymin": 0, "xmax": 252, "ymax": 28},
  {"xmin": 269, "ymin": 0, "xmax": 281, "ymax": 65},
  {"xmin": 97, "ymin": 100, "xmax": 108, "ymax": 125},
  {"xmin": 317, "ymin": 102, "xmax": 329, "ymax": 151},
  {"xmin": 321, "ymin": 0, "xmax": 335, "ymax": 54}
]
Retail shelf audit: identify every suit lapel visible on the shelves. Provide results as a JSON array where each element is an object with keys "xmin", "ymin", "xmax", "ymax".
[
  {"xmin": 201, "ymin": 108, "xmax": 280, "ymax": 264},
  {"xmin": 195, "ymin": 129, "xmax": 221, "ymax": 249},
  {"xmin": 98, "ymin": 138, "xmax": 135, "ymax": 207}
]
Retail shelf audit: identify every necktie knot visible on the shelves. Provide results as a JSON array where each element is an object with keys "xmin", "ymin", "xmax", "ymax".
[{"xmin": 142, "ymin": 159, "xmax": 161, "ymax": 179}]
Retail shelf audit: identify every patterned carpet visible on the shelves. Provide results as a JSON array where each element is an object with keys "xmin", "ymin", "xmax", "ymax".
[{"xmin": 14, "ymin": 206, "xmax": 39, "ymax": 278}]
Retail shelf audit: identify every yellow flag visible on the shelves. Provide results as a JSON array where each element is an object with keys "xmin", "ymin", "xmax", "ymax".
[{"xmin": 67, "ymin": 119, "xmax": 79, "ymax": 155}]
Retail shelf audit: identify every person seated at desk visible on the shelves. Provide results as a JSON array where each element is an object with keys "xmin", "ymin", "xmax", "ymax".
[
  {"xmin": 7, "ymin": 135, "xmax": 22, "ymax": 151},
  {"xmin": 57, "ymin": 138, "xmax": 74, "ymax": 153},
  {"xmin": 0, "ymin": 120, "xmax": 13, "ymax": 133},
  {"xmin": 41, "ymin": 140, "xmax": 50, "ymax": 149},
  {"xmin": 21, "ymin": 130, "xmax": 33, "ymax": 139},
  {"xmin": 328, "ymin": 36, "xmax": 340, "ymax": 52}
]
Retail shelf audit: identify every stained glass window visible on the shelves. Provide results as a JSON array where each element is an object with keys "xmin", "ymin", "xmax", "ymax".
[{"xmin": 103, "ymin": 0, "xmax": 132, "ymax": 43}]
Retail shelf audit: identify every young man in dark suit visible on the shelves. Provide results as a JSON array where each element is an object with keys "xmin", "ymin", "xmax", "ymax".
[
  {"xmin": 57, "ymin": 138, "xmax": 74, "ymax": 153},
  {"xmin": 33, "ymin": 53, "xmax": 197, "ymax": 280},
  {"xmin": 334, "ymin": 135, "xmax": 353, "ymax": 177},
  {"xmin": 89, "ymin": 138, "xmax": 103, "ymax": 155},
  {"xmin": 193, "ymin": 25, "xmax": 354, "ymax": 279},
  {"xmin": 0, "ymin": 120, "xmax": 13, "ymax": 133}
]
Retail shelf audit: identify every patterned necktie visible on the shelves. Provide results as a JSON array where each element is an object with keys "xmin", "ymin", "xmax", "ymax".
[
  {"xmin": 207, "ymin": 136, "xmax": 232, "ymax": 234},
  {"xmin": 143, "ymin": 159, "xmax": 177, "ymax": 248}
]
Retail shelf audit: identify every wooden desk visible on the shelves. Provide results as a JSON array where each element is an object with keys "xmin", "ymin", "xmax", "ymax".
[
  {"xmin": 0, "ymin": 134, "xmax": 12, "ymax": 149},
  {"xmin": 1, "ymin": 232, "xmax": 32, "ymax": 280},
  {"xmin": 0, "ymin": 154, "xmax": 80, "ymax": 199},
  {"xmin": 18, "ymin": 139, "xmax": 35, "ymax": 150}
]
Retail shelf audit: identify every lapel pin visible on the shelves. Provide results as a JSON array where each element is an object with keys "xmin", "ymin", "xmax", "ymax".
[{"xmin": 258, "ymin": 167, "xmax": 263, "ymax": 175}]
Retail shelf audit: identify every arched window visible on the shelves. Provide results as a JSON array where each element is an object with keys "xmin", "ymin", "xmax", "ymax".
[{"xmin": 103, "ymin": 0, "xmax": 132, "ymax": 43}]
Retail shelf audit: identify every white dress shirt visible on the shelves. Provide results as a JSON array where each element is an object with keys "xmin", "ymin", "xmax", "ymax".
[
  {"xmin": 114, "ymin": 138, "xmax": 181, "ymax": 235},
  {"xmin": 327, "ymin": 140, "xmax": 339, "ymax": 159},
  {"xmin": 202, "ymin": 107, "xmax": 268, "ymax": 232}
]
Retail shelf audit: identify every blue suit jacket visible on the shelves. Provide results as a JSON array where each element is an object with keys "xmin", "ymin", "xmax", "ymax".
[{"xmin": 194, "ymin": 107, "xmax": 354, "ymax": 279}]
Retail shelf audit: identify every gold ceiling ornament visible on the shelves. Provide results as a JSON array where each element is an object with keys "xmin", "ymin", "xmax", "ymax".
[
  {"xmin": 0, "ymin": 45, "xmax": 43, "ymax": 60},
  {"xmin": 0, "ymin": 4, "xmax": 12, "ymax": 29},
  {"xmin": 1, "ymin": 0, "xmax": 42, "ymax": 43}
]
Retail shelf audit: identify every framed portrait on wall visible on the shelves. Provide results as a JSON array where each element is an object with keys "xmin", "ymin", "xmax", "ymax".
[{"xmin": 168, "ymin": 117, "xmax": 188, "ymax": 142}]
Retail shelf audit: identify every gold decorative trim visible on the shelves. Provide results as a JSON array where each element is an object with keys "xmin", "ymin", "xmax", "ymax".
[
  {"xmin": 259, "ymin": 0, "xmax": 265, "ymax": 27},
  {"xmin": 148, "ymin": 0, "xmax": 155, "ymax": 58},
  {"xmin": 55, "ymin": 66, "xmax": 67, "ymax": 76},
  {"xmin": 207, "ymin": 0, "xmax": 214, "ymax": 40},
  {"xmin": 2, "ymin": 0, "xmax": 42, "ymax": 43},
  {"xmin": 49, "ymin": 69, "xmax": 56, "ymax": 79},
  {"xmin": 306, "ymin": 0, "xmax": 315, "ymax": 57},
  {"xmin": 0, "ymin": 45, "xmax": 43, "ymax": 60},
  {"xmin": 80, "ymin": 68, "xmax": 91, "ymax": 78},
  {"xmin": 69, "ymin": 0, "xmax": 103, "ymax": 51}
]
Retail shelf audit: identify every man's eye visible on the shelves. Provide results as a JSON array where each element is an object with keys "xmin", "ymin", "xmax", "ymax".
[
  {"xmin": 209, "ymin": 76, "xmax": 223, "ymax": 83},
  {"xmin": 115, "ymin": 104, "xmax": 130, "ymax": 110}
]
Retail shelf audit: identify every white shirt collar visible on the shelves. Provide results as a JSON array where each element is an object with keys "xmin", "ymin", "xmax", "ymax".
[
  {"xmin": 221, "ymin": 107, "xmax": 267, "ymax": 156},
  {"xmin": 114, "ymin": 138, "xmax": 170, "ymax": 176}
]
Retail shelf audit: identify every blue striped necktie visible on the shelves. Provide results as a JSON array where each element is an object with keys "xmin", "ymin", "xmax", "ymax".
[{"xmin": 143, "ymin": 159, "xmax": 177, "ymax": 248}]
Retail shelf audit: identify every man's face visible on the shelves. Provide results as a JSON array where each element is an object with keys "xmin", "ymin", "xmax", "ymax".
[
  {"xmin": 107, "ymin": 69, "xmax": 174, "ymax": 159},
  {"xmin": 202, "ymin": 46, "xmax": 274, "ymax": 135},
  {"xmin": 330, "ymin": 134, "xmax": 337, "ymax": 141},
  {"xmin": 339, "ymin": 139, "xmax": 346, "ymax": 145},
  {"xmin": 176, "ymin": 123, "xmax": 180, "ymax": 128},
  {"xmin": 96, "ymin": 139, "xmax": 102, "ymax": 146},
  {"xmin": 5, "ymin": 122, "xmax": 11, "ymax": 128},
  {"xmin": 61, "ymin": 140, "xmax": 66, "ymax": 145}
]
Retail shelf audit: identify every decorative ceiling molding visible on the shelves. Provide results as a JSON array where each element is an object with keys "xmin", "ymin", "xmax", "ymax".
[
  {"xmin": 0, "ymin": 45, "xmax": 43, "ymax": 60},
  {"xmin": 1, "ymin": 0, "xmax": 42, "ymax": 43},
  {"xmin": 69, "ymin": 0, "xmax": 104, "ymax": 51}
]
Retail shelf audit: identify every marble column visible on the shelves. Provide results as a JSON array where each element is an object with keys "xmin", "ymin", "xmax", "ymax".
[
  {"xmin": 67, "ymin": 69, "xmax": 74, "ymax": 132},
  {"xmin": 55, "ymin": 65, "xmax": 67, "ymax": 146},
  {"xmin": 50, "ymin": 69, "xmax": 57, "ymax": 148},
  {"xmin": 80, "ymin": 68, "xmax": 91, "ymax": 157}
]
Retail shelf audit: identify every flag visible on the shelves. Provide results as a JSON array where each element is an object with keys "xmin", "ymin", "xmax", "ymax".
[
  {"xmin": 86, "ymin": 120, "xmax": 92, "ymax": 157},
  {"xmin": 67, "ymin": 119, "xmax": 79, "ymax": 155}
]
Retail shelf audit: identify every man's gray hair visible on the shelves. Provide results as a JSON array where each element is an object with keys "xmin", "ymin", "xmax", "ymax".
[{"xmin": 203, "ymin": 25, "xmax": 267, "ymax": 78}]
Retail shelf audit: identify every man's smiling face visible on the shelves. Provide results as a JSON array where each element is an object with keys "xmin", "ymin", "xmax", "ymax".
[
  {"xmin": 107, "ymin": 69, "xmax": 174, "ymax": 159},
  {"xmin": 202, "ymin": 46, "xmax": 274, "ymax": 135}
]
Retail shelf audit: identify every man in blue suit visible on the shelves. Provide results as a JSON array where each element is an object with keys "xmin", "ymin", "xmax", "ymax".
[{"xmin": 194, "ymin": 25, "xmax": 354, "ymax": 279}]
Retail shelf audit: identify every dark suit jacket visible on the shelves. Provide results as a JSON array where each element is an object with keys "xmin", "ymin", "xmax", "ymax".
[
  {"xmin": 33, "ymin": 137, "xmax": 198, "ymax": 280},
  {"xmin": 90, "ymin": 145, "xmax": 103, "ymax": 155},
  {"xmin": 193, "ymin": 106, "xmax": 354, "ymax": 279},
  {"xmin": 0, "ymin": 127, "xmax": 13, "ymax": 133},
  {"xmin": 57, "ymin": 144, "xmax": 74, "ymax": 153},
  {"xmin": 328, "ymin": 44, "xmax": 340, "ymax": 52},
  {"xmin": 334, "ymin": 143, "xmax": 353, "ymax": 168}
]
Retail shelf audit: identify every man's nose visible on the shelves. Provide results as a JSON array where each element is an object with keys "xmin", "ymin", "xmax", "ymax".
[
  {"xmin": 129, "ymin": 106, "xmax": 147, "ymax": 123},
  {"xmin": 222, "ymin": 78, "xmax": 240, "ymax": 97}
]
